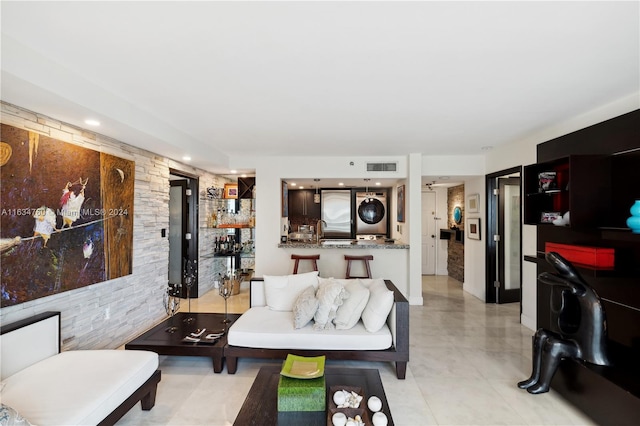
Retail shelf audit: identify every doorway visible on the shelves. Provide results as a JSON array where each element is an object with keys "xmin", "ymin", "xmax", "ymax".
[
  {"xmin": 421, "ymin": 190, "xmax": 437, "ymax": 275},
  {"xmin": 168, "ymin": 170, "xmax": 199, "ymax": 298},
  {"xmin": 486, "ymin": 167, "xmax": 522, "ymax": 305}
]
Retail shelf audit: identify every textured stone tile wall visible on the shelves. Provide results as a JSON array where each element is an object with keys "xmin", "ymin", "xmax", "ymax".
[
  {"xmin": 0, "ymin": 101, "xmax": 228, "ymax": 350},
  {"xmin": 447, "ymin": 185, "xmax": 465, "ymax": 283}
]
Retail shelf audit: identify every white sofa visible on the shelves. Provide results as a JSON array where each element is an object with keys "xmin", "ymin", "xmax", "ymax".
[
  {"xmin": 0, "ymin": 312, "xmax": 161, "ymax": 426},
  {"xmin": 225, "ymin": 273, "xmax": 409, "ymax": 379}
]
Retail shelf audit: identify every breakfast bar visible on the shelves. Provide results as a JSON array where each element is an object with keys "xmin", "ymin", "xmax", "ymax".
[{"xmin": 278, "ymin": 239, "xmax": 410, "ymax": 296}]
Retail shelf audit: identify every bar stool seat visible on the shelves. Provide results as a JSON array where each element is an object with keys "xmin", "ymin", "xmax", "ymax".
[
  {"xmin": 344, "ymin": 255, "xmax": 374, "ymax": 279},
  {"xmin": 291, "ymin": 254, "xmax": 320, "ymax": 274}
]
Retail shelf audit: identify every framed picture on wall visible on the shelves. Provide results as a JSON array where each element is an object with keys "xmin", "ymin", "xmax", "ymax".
[
  {"xmin": 467, "ymin": 193, "xmax": 480, "ymax": 213},
  {"xmin": 468, "ymin": 218, "xmax": 481, "ymax": 240},
  {"xmin": 397, "ymin": 184, "xmax": 405, "ymax": 222},
  {"xmin": 281, "ymin": 180, "xmax": 289, "ymax": 217},
  {"xmin": 224, "ymin": 183, "xmax": 238, "ymax": 199}
]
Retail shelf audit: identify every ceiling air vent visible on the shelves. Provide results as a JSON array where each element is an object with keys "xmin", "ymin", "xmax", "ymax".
[{"xmin": 366, "ymin": 162, "xmax": 397, "ymax": 172}]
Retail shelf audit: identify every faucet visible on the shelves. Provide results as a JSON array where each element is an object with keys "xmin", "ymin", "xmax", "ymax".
[{"xmin": 316, "ymin": 219, "xmax": 327, "ymax": 243}]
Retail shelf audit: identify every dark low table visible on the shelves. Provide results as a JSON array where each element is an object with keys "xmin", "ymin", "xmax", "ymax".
[
  {"xmin": 125, "ymin": 312, "xmax": 240, "ymax": 373},
  {"xmin": 234, "ymin": 366, "xmax": 394, "ymax": 425}
]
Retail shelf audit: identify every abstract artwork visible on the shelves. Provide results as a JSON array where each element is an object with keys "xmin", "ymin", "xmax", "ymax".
[
  {"xmin": 0, "ymin": 124, "xmax": 135, "ymax": 307},
  {"xmin": 397, "ymin": 185, "xmax": 405, "ymax": 223}
]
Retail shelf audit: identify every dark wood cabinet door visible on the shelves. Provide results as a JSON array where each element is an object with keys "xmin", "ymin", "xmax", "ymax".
[
  {"xmin": 288, "ymin": 190, "xmax": 321, "ymax": 221},
  {"xmin": 288, "ymin": 190, "xmax": 306, "ymax": 218}
]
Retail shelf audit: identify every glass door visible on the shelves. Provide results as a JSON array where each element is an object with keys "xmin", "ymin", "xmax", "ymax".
[{"xmin": 497, "ymin": 177, "xmax": 521, "ymax": 303}]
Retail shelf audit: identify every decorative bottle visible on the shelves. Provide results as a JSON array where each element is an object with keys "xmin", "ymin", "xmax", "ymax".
[{"xmin": 626, "ymin": 200, "xmax": 640, "ymax": 234}]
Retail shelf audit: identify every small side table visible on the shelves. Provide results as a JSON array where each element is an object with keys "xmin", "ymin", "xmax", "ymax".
[{"xmin": 125, "ymin": 312, "xmax": 240, "ymax": 373}]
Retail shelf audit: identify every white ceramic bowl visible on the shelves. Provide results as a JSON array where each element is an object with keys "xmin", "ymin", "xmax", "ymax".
[
  {"xmin": 332, "ymin": 412, "xmax": 347, "ymax": 426},
  {"xmin": 367, "ymin": 395, "xmax": 383, "ymax": 412},
  {"xmin": 372, "ymin": 411, "xmax": 388, "ymax": 426}
]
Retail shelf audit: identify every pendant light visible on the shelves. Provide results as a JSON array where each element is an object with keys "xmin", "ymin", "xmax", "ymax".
[
  {"xmin": 364, "ymin": 179, "xmax": 372, "ymax": 203},
  {"xmin": 313, "ymin": 179, "xmax": 320, "ymax": 203}
]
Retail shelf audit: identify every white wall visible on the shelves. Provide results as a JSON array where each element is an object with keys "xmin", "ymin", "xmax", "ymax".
[
  {"xmin": 407, "ymin": 153, "xmax": 424, "ymax": 305},
  {"xmin": 462, "ymin": 176, "xmax": 486, "ymax": 301}
]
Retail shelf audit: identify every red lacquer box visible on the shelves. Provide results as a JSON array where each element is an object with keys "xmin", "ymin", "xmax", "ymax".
[{"xmin": 545, "ymin": 242, "xmax": 615, "ymax": 268}]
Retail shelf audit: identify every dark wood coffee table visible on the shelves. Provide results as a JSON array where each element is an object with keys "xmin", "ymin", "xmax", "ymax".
[
  {"xmin": 234, "ymin": 366, "xmax": 394, "ymax": 425},
  {"xmin": 125, "ymin": 312, "xmax": 240, "ymax": 373}
]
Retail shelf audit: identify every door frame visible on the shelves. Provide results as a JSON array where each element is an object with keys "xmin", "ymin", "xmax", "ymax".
[
  {"xmin": 498, "ymin": 176, "xmax": 522, "ymax": 303},
  {"xmin": 485, "ymin": 166, "xmax": 522, "ymax": 305},
  {"xmin": 169, "ymin": 168, "xmax": 199, "ymax": 298}
]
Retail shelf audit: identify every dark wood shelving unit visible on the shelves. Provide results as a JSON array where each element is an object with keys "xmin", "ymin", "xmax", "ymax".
[
  {"xmin": 523, "ymin": 155, "xmax": 610, "ymax": 228},
  {"xmin": 237, "ymin": 177, "xmax": 255, "ymax": 200},
  {"xmin": 525, "ymin": 109, "xmax": 640, "ymax": 425}
]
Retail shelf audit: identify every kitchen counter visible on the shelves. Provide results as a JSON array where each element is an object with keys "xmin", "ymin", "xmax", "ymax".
[
  {"xmin": 278, "ymin": 239, "xmax": 409, "ymax": 249},
  {"xmin": 276, "ymin": 238, "xmax": 409, "ymax": 293}
]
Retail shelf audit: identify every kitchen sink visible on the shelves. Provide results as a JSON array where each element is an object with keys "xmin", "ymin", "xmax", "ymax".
[{"xmin": 319, "ymin": 239, "xmax": 355, "ymax": 245}]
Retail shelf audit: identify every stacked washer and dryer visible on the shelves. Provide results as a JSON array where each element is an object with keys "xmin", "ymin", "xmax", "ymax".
[{"xmin": 355, "ymin": 191, "xmax": 388, "ymax": 237}]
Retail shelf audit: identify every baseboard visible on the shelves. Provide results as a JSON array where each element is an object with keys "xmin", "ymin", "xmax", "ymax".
[
  {"xmin": 520, "ymin": 314, "xmax": 536, "ymax": 331},
  {"xmin": 409, "ymin": 296, "xmax": 423, "ymax": 305}
]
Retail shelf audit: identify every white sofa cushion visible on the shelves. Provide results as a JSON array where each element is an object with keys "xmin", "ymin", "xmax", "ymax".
[
  {"xmin": 0, "ymin": 350, "xmax": 158, "ymax": 426},
  {"xmin": 334, "ymin": 279, "xmax": 370, "ymax": 330},
  {"xmin": 313, "ymin": 278, "xmax": 348, "ymax": 330},
  {"xmin": 228, "ymin": 306, "xmax": 392, "ymax": 350},
  {"xmin": 264, "ymin": 271, "xmax": 319, "ymax": 311},
  {"xmin": 0, "ymin": 404, "xmax": 32, "ymax": 426},
  {"xmin": 292, "ymin": 285, "xmax": 319, "ymax": 329},
  {"xmin": 361, "ymin": 278, "xmax": 395, "ymax": 332}
]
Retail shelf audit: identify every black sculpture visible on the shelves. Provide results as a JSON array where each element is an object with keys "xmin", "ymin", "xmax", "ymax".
[{"xmin": 518, "ymin": 251, "xmax": 611, "ymax": 394}]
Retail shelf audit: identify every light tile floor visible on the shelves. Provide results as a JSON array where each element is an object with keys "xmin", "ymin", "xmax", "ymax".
[{"xmin": 118, "ymin": 276, "xmax": 596, "ymax": 425}]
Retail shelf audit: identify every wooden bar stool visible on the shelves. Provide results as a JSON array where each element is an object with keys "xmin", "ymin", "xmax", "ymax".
[
  {"xmin": 344, "ymin": 255, "xmax": 374, "ymax": 279},
  {"xmin": 291, "ymin": 254, "xmax": 320, "ymax": 274}
]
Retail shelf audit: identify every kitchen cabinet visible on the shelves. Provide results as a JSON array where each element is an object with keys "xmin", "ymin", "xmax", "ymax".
[{"xmin": 288, "ymin": 189, "xmax": 321, "ymax": 222}]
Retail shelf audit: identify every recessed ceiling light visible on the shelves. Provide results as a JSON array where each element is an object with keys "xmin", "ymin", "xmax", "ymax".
[
  {"xmin": 375, "ymin": 182, "xmax": 381, "ymax": 186},
  {"xmin": 84, "ymin": 119, "xmax": 100, "ymax": 126},
  {"xmin": 338, "ymin": 182, "xmax": 344, "ymax": 186},
  {"xmin": 230, "ymin": 169, "xmax": 237, "ymax": 174},
  {"xmin": 299, "ymin": 186, "xmax": 305, "ymax": 189},
  {"xmin": 182, "ymin": 156, "xmax": 191, "ymax": 161},
  {"xmin": 291, "ymin": 182, "xmax": 297, "ymax": 186},
  {"xmin": 241, "ymin": 174, "xmax": 247, "ymax": 178}
]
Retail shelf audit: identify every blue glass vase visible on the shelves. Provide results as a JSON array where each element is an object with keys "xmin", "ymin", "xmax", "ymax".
[{"xmin": 626, "ymin": 200, "xmax": 640, "ymax": 234}]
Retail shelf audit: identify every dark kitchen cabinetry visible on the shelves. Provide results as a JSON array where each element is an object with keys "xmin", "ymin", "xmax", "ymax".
[
  {"xmin": 288, "ymin": 189, "xmax": 321, "ymax": 222},
  {"xmin": 523, "ymin": 109, "xmax": 640, "ymax": 425}
]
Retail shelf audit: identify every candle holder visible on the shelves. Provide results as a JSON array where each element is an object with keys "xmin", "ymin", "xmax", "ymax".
[
  {"xmin": 219, "ymin": 280, "xmax": 232, "ymax": 324},
  {"xmin": 183, "ymin": 259, "xmax": 197, "ymax": 324}
]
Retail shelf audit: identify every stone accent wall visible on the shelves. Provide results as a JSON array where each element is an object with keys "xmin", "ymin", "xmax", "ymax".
[
  {"xmin": 0, "ymin": 101, "xmax": 228, "ymax": 350},
  {"xmin": 447, "ymin": 185, "xmax": 465, "ymax": 283}
]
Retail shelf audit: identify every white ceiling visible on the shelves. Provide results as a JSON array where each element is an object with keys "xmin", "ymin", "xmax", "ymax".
[{"xmin": 1, "ymin": 1, "xmax": 638, "ymax": 180}]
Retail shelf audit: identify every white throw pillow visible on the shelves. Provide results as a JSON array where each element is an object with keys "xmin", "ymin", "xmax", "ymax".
[
  {"xmin": 361, "ymin": 279, "xmax": 394, "ymax": 332},
  {"xmin": 334, "ymin": 279, "xmax": 370, "ymax": 330},
  {"xmin": 292, "ymin": 285, "xmax": 319, "ymax": 329},
  {"xmin": 313, "ymin": 278, "xmax": 349, "ymax": 330},
  {"xmin": 264, "ymin": 271, "xmax": 319, "ymax": 311}
]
